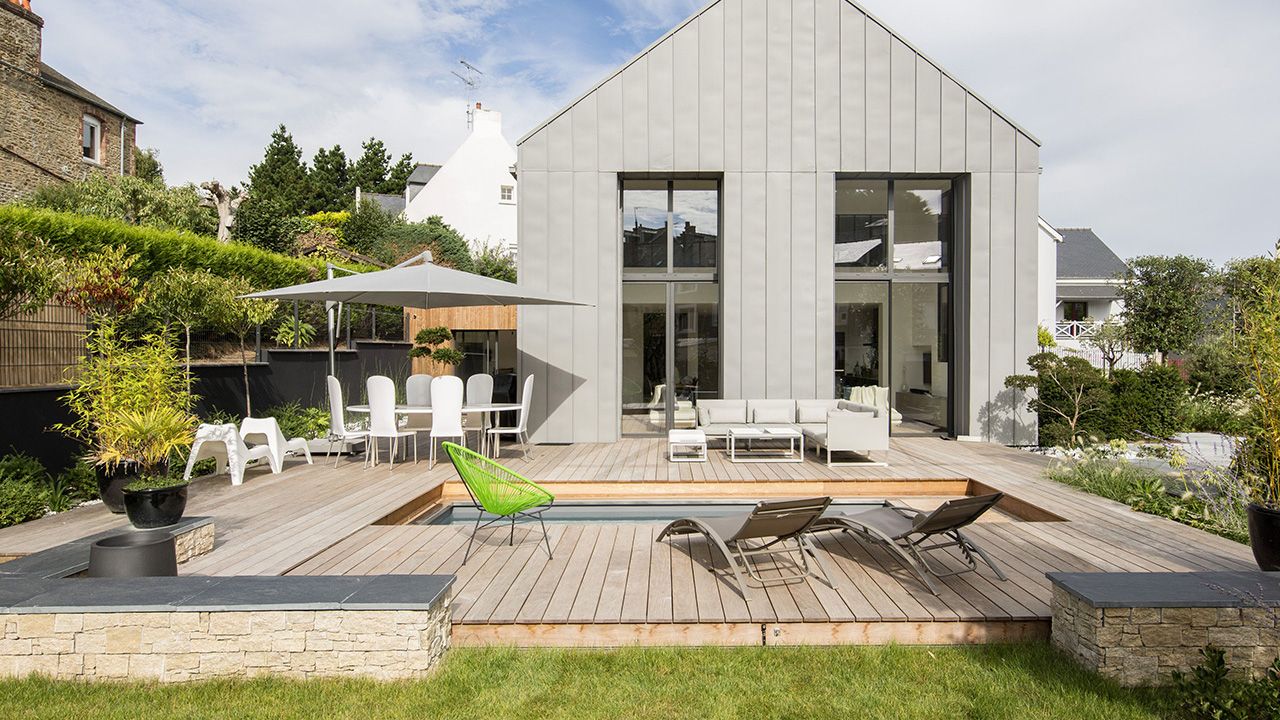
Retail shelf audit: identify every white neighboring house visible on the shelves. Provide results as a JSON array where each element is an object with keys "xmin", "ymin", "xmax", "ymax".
[
  {"xmin": 404, "ymin": 103, "xmax": 517, "ymax": 254},
  {"xmin": 1037, "ymin": 217, "xmax": 1063, "ymax": 335}
]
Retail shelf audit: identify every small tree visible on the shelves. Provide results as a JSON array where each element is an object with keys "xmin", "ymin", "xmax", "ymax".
[
  {"xmin": 1006, "ymin": 352, "xmax": 1110, "ymax": 446},
  {"xmin": 1239, "ymin": 248, "xmax": 1280, "ymax": 508},
  {"xmin": 410, "ymin": 326, "xmax": 464, "ymax": 367},
  {"xmin": 133, "ymin": 147, "xmax": 164, "ymax": 185},
  {"xmin": 139, "ymin": 268, "xmax": 222, "ymax": 385},
  {"xmin": 1085, "ymin": 319, "xmax": 1127, "ymax": 376},
  {"xmin": 1036, "ymin": 324, "xmax": 1056, "ymax": 352},
  {"xmin": 209, "ymin": 277, "xmax": 278, "ymax": 417},
  {"xmin": 1120, "ymin": 255, "xmax": 1213, "ymax": 363},
  {"xmin": 0, "ymin": 228, "xmax": 64, "ymax": 321},
  {"xmin": 55, "ymin": 246, "xmax": 138, "ymax": 320}
]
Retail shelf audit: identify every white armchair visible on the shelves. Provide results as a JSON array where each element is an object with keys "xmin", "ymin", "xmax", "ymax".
[
  {"xmin": 184, "ymin": 423, "xmax": 274, "ymax": 486},
  {"xmin": 239, "ymin": 416, "xmax": 313, "ymax": 474}
]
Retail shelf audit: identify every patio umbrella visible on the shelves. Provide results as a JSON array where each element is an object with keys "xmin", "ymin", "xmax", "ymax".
[
  {"xmin": 244, "ymin": 258, "xmax": 586, "ymax": 309},
  {"xmin": 243, "ymin": 254, "xmax": 588, "ymax": 376}
]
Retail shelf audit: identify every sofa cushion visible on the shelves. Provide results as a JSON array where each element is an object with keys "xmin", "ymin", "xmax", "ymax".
[
  {"xmin": 753, "ymin": 406, "xmax": 793, "ymax": 424},
  {"xmin": 708, "ymin": 406, "xmax": 747, "ymax": 424},
  {"xmin": 795, "ymin": 399, "xmax": 839, "ymax": 424}
]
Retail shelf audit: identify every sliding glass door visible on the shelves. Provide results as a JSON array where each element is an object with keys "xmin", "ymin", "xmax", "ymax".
[
  {"xmin": 621, "ymin": 179, "xmax": 721, "ymax": 435},
  {"xmin": 834, "ymin": 178, "xmax": 954, "ymax": 433}
]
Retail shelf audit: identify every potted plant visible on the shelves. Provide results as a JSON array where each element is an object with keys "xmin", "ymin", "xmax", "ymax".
[
  {"xmin": 1238, "ymin": 248, "xmax": 1280, "ymax": 569},
  {"xmin": 99, "ymin": 406, "xmax": 196, "ymax": 528}
]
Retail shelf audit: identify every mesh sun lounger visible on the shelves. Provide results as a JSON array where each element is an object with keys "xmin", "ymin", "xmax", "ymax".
[
  {"xmin": 809, "ymin": 493, "xmax": 1009, "ymax": 595},
  {"xmin": 443, "ymin": 442, "xmax": 555, "ymax": 564},
  {"xmin": 656, "ymin": 497, "xmax": 834, "ymax": 596}
]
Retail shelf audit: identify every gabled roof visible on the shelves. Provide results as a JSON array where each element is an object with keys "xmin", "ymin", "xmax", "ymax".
[
  {"xmin": 362, "ymin": 192, "xmax": 406, "ymax": 216},
  {"xmin": 40, "ymin": 63, "xmax": 142, "ymax": 124},
  {"xmin": 407, "ymin": 163, "xmax": 441, "ymax": 186},
  {"xmin": 1056, "ymin": 228, "xmax": 1128, "ymax": 281},
  {"xmin": 519, "ymin": 0, "xmax": 1038, "ymax": 146}
]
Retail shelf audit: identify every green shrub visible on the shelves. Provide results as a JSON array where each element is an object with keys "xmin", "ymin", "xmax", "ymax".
[
  {"xmin": 1171, "ymin": 646, "xmax": 1280, "ymax": 719},
  {"xmin": 123, "ymin": 475, "xmax": 189, "ymax": 492},
  {"xmin": 1102, "ymin": 364, "xmax": 1188, "ymax": 439},
  {"xmin": 261, "ymin": 402, "xmax": 330, "ymax": 441},
  {"xmin": 1184, "ymin": 392, "xmax": 1252, "ymax": 435},
  {"xmin": 23, "ymin": 174, "xmax": 216, "ymax": 236},
  {"xmin": 0, "ymin": 453, "xmax": 47, "ymax": 485},
  {"xmin": 473, "ymin": 242, "xmax": 517, "ymax": 283},
  {"xmin": 231, "ymin": 196, "xmax": 308, "ymax": 254},
  {"xmin": 1185, "ymin": 336, "xmax": 1252, "ymax": 398},
  {"xmin": 0, "ymin": 479, "xmax": 47, "ymax": 528},
  {"xmin": 0, "ymin": 206, "xmax": 327, "ymax": 290}
]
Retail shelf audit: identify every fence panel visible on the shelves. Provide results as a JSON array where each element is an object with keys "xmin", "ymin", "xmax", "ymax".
[{"xmin": 0, "ymin": 303, "xmax": 86, "ymax": 388}]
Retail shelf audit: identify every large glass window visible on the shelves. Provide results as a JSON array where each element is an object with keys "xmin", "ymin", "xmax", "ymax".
[
  {"xmin": 835, "ymin": 180, "xmax": 888, "ymax": 270},
  {"xmin": 834, "ymin": 177, "xmax": 954, "ymax": 433},
  {"xmin": 893, "ymin": 180, "xmax": 952, "ymax": 273},
  {"xmin": 621, "ymin": 179, "xmax": 721, "ymax": 435}
]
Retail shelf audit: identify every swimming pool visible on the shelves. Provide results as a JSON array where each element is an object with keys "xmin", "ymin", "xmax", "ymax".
[{"xmin": 414, "ymin": 499, "xmax": 889, "ymax": 525}]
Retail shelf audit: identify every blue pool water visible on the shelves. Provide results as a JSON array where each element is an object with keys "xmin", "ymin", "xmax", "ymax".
[{"xmin": 414, "ymin": 500, "xmax": 887, "ymax": 525}]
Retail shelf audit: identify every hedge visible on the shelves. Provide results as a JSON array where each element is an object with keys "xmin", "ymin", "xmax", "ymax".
[{"xmin": 0, "ymin": 206, "xmax": 331, "ymax": 289}]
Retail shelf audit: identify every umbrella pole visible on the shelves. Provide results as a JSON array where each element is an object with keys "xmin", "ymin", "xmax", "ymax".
[{"xmin": 326, "ymin": 264, "xmax": 336, "ymax": 379}]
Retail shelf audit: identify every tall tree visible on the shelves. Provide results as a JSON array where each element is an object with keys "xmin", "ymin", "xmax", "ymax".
[
  {"xmin": 1120, "ymin": 255, "xmax": 1213, "ymax": 363},
  {"xmin": 246, "ymin": 124, "xmax": 309, "ymax": 216},
  {"xmin": 382, "ymin": 153, "xmax": 415, "ymax": 194},
  {"xmin": 307, "ymin": 144, "xmax": 350, "ymax": 213},
  {"xmin": 348, "ymin": 138, "xmax": 392, "ymax": 195},
  {"xmin": 133, "ymin": 147, "xmax": 164, "ymax": 185}
]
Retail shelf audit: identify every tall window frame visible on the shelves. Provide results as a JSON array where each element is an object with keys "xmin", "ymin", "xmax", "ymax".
[
  {"xmin": 621, "ymin": 177, "xmax": 722, "ymax": 435},
  {"xmin": 834, "ymin": 176, "xmax": 956, "ymax": 433},
  {"xmin": 81, "ymin": 115, "xmax": 102, "ymax": 164}
]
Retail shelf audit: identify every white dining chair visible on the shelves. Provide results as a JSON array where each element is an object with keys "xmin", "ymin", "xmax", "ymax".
[
  {"xmin": 404, "ymin": 374, "xmax": 434, "ymax": 440},
  {"xmin": 428, "ymin": 375, "xmax": 468, "ymax": 468},
  {"xmin": 240, "ymin": 416, "xmax": 313, "ymax": 474},
  {"xmin": 488, "ymin": 374, "xmax": 536, "ymax": 460},
  {"xmin": 326, "ymin": 375, "xmax": 369, "ymax": 468},
  {"xmin": 464, "ymin": 373, "xmax": 494, "ymax": 449},
  {"xmin": 367, "ymin": 375, "xmax": 417, "ymax": 467}
]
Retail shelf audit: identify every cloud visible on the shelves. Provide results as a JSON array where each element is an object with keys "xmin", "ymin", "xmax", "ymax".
[{"xmin": 28, "ymin": 0, "xmax": 1280, "ymax": 261}]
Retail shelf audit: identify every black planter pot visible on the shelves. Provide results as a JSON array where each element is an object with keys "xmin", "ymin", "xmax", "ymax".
[
  {"xmin": 123, "ymin": 483, "xmax": 189, "ymax": 529},
  {"xmin": 87, "ymin": 530, "xmax": 177, "ymax": 577},
  {"xmin": 95, "ymin": 462, "xmax": 140, "ymax": 514},
  {"xmin": 1247, "ymin": 503, "xmax": 1280, "ymax": 571}
]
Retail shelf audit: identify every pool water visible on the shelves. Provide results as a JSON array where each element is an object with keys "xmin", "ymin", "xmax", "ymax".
[{"xmin": 414, "ymin": 500, "xmax": 888, "ymax": 525}]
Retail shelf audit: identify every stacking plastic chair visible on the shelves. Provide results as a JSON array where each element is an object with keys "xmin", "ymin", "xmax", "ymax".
[
  {"xmin": 428, "ymin": 376, "xmax": 468, "ymax": 468},
  {"xmin": 488, "ymin": 374, "xmax": 535, "ymax": 459},
  {"xmin": 326, "ymin": 375, "xmax": 369, "ymax": 468},
  {"xmin": 183, "ymin": 423, "xmax": 273, "ymax": 486},
  {"xmin": 367, "ymin": 375, "xmax": 416, "ymax": 467},
  {"xmin": 240, "ymin": 416, "xmax": 313, "ymax": 473},
  {"xmin": 443, "ymin": 441, "xmax": 554, "ymax": 564}
]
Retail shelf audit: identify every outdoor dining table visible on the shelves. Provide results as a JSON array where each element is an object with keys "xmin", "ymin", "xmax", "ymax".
[{"xmin": 346, "ymin": 403, "xmax": 521, "ymax": 456}]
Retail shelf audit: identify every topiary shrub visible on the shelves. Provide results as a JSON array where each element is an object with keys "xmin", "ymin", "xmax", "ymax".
[{"xmin": 1102, "ymin": 363, "xmax": 1188, "ymax": 439}]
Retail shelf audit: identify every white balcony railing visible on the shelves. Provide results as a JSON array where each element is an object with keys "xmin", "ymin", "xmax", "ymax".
[{"xmin": 1054, "ymin": 320, "xmax": 1102, "ymax": 340}]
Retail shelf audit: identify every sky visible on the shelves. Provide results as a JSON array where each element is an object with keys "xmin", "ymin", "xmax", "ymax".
[{"xmin": 34, "ymin": 0, "xmax": 1280, "ymax": 263}]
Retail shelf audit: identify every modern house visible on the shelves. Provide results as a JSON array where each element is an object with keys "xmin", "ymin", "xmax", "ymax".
[
  {"xmin": 405, "ymin": 103, "xmax": 518, "ymax": 254},
  {"xmin": 516, "ymin": 0, "xmax": 1041, "ymax": 445},
  {"xmin": 1052, "ymin": 227, "xmax": 1129, "ymax": 346},
  {"xmin": 0, "ymin": 0, "xmax": 142, "ymax": 203}
]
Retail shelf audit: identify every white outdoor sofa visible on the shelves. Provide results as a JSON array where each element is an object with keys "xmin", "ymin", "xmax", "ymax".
[{"xmin": 695, "ymin": 398, "xmax": 890, "ymax": 466}]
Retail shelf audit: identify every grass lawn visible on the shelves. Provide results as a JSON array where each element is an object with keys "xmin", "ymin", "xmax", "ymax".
[{"xmin": 1, "ymin": 644, "xmax": 1165, "ymax": 720}]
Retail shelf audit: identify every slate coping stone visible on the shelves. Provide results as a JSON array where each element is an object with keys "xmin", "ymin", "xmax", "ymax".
[
  {"xmin": 1048, "ymin": 571, "xmax": 1280, "ymax": 608},
  {"xmin": 0, "ymin": 575, "xmax": 454, "ymax": 614},
  {"xmin": 0, "ymin": 517, "xmax": 214, "ymax": 580}
]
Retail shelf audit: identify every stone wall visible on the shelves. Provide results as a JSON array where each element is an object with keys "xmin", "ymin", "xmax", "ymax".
[
  {"xmin": 1051, "ymin": 584, "xmax": 1280, "ymax": 686},
  {"xmin": 0, "ymin": 1, "xmax": 136, "ymax": 203},
  {"xmin": 0, "ymin": 598, "xmax": 452, "ymax": 682}
]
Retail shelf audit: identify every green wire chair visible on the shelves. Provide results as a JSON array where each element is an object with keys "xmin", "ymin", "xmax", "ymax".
[{"xmin": 442, "ymin": 442, "xmax": 555, "ymax": 564}]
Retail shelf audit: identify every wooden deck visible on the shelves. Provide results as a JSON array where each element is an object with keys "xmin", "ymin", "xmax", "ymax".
[{"xmin": 0, "ymin": 435, "xmax": 1256, "ymax": 646}]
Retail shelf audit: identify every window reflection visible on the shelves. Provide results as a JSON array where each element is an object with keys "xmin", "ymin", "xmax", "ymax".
[
  {"xmin": 835, "ymin": 180, "xmax": 888, "ymax": 270},
  {"xmin": 622, "ymin": 180, "xmax": 668, "ymax": 271},
  {"xmin": 893, "ymin": 180, "xmax": 951, "ymax": 272},
  {"xmin": 672, "ymin": 180, "xmax": 718, "ymax": 269}
]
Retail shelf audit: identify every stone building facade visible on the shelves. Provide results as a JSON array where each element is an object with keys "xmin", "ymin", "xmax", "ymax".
[{"xmin": 0, "ymin": 0, "xmax": 140, "ymax": 203}]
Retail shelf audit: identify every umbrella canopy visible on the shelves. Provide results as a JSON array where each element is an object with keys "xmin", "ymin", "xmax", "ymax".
[{"xmin": 244, "ymin": 261, "xmax": 588, "ymax": 309}]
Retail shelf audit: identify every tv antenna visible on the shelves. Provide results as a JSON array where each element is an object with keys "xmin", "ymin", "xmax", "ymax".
[{"xmin": 451, "ymin": 60, "xmax": 485, "ymax": 128}]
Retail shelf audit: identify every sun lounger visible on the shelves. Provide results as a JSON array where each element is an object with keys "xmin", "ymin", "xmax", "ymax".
[
  {"xmin": 657, "ymin": 497, "xmax": 834, "ymax": 596},
  {"xmin": 810, "ymin": 493, "xmax": 1008, "ymax": 594}
]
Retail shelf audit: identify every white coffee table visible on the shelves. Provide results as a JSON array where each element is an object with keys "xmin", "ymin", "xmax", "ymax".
[
  {"xmin": 668, "ymin": 429, "xmax": 707, "ymax": 462},
  {"xmin": 727, "ymin": 426, "xmax": 804, "ymax": 463}
]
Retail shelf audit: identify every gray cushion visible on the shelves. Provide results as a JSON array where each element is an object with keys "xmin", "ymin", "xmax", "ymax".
[
  {"xmin": 753, "ymin": 406, "xmax": 793, "ymax": 424},
  {"xmin": 795, "ymin": 400, "xmax": 838, "ymax": 424},
  {"xmin": 708, "ymin": 406, "xmax": 746, "ymax": 424}
]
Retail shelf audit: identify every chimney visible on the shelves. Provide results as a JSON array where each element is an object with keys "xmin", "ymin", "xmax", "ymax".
[{"xmin": 1, "ymin": 0, "xmax": 42, "ymax": 76}]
